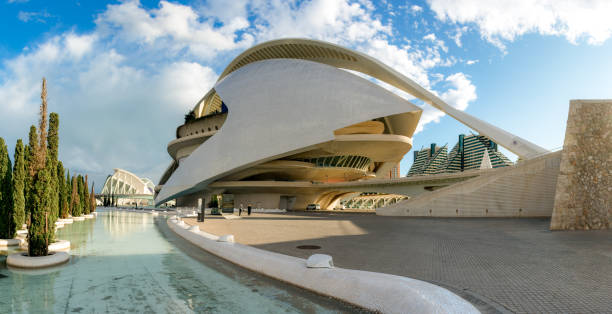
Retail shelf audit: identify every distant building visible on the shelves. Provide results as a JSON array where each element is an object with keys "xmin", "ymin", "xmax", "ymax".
[
  {"xmin": 407, "ymin": 134, "xmax": 513, "ymax": 176},
  {"xmin": 407, "ymin": 144, "xmax": 448, "ymax": 176},
  {"xmin": 387, "ymin": 162, "xmax": 401, "ymax": 179}
]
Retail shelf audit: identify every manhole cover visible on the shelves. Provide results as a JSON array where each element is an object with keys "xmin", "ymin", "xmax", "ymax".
[{"xmin": 296, "ymin": 245, "xmax": 321, "ymax": 250}]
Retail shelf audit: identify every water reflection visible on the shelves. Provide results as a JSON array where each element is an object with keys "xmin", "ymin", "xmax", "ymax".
[{"xmin": 0, "ymin": 209, "xmax": 358, "ymax": 313}]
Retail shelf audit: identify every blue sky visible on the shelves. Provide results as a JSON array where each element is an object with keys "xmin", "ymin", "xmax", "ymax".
[{"xmin": 1, "ymin": 0, "xmax": 611, "ymax": 190}]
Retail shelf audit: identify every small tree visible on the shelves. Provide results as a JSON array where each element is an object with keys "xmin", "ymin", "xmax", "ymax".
[
  {"xmin": 12, "ymin": 139, "xmax": 26, "ymax": 232},
  {"xmin": 0, "ymin": 138, "xmax": 14, "ymax": 239},
  {"xmin": 184, "ymin": 109, "xmax": 196, "ymax": 123},
  {"xmin": 28, "ymin": 165, "xmax": 52, "ymax": 256}
]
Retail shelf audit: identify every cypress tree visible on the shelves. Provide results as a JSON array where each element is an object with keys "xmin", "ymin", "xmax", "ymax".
[
  {"xmin": 29, "ymin": 165, "xmax": 52, "ymax": 256},
  {"xmin": 25, "ymin": 125, "xmax": 37, "ymax": 225},
  {"xmin": 83, "ymin": 175, "xmax": 90, "ymax": 215},
  {"xmin": 70, "ymin": 176, "xmax": 79, "ymax": 217},
  {"xmin": 47, "ymin": 113, "xmax": 59, "ymax": 222},
  {"xmin": 12, "ymin": 139, "xmax": 26, "ymax": 232},
  {"xmin": 90, "ymin": 182, "xmax": 96, "ymax": 213},
  {"xmin": 0, "ymin": 138, "xmax": 14, "ymax": 239},
  {"xmin": 28, "ymin": 77, "xmax": 52, "ymax": 256},
  {"xmin": 57, "ymin": 162, "xmax": 68, "ymax": 219},
  {"xmin": 65, "ymin": 170, "xmax": 71, "ymax": 215},
  {"xmin": 71, "ymin": 176, "xmax": 81, "ymax": 217},
  {"xmin": 78, "ymin": 175, "xmax": 84, "ymax": 215}
]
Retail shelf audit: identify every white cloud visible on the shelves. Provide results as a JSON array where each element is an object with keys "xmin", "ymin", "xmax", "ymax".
[
  {"xmin": 423, "ymin": 33, "xmax": 448, "ymax": 53},
  {"xmin": 428, "ymin": 0, "xmax": 612, "ymax": 50},
  {"xmin": 414, "ymin": 72, "xmax": 477, "ymax": 133},
  {"xmin": 17, "ymin": 10, "xmax": 51, "ymax": 23},
  {"xmin": 466, "ymin": 59, "xmax": 478, "ymax": 65},
  {"xmin": 441, "ymin": 72, "xmax": 477, "ymax": 111},
  {"xmin": 250, "ymin": 0, "xmax": 391, "ymax": 44},
  {"xmin": 95, "ymin": 0, "xmax": 254, "ymax": 59},
  {"xmin": 411, "ymin": 5, "xmax": 423, "ymax": 13},
  {"xmin": 450, "ymin": 26, "xmax": 468, "ymax": 47},
  {"xmin": 65, "ymin": 34, "xmax": 96, "ymax": 59}
]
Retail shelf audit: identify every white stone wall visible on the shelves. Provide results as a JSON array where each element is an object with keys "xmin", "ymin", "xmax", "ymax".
[{"xmin": 378, "ymin": 152, "xmax": 561, "ymax": 217}]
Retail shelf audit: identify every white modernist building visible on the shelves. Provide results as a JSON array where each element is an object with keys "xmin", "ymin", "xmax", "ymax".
[
  {"xmin": 155, "ymin": 38, "xmax": 547, "ymax": 210},
  {"xmin": 101, "ymin": 168, "xmax": 155, "ymax": 206}
]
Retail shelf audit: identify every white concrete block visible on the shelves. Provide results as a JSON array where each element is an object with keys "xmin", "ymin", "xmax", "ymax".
[
  {"xmin": 188, "ymin": 225, "xmax": 200, "ymax": 232},
  {"xmin": 306, "ymin": 254, "xmax": 334, "ymax": 268},
  {"xmin": 0, "ymin": 238, "xmax": 23, "ymax": 247},
  {"xmin": 217, "ymin": 235, "xmax": 235, "ymax": 243},
  {"xmin": 49, "ymin": 240, "xmax": 71, "ymax": 252}
]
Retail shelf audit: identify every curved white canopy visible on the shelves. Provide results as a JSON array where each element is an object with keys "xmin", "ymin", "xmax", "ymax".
[{"xmin": 101, "ymin": 168, "xmax": 154, "ymax": 196}]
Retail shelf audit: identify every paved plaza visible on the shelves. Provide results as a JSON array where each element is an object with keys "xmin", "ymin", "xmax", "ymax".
[{"xmin": 184, "ymin": 212, "xmax": 612, "ymax": 313}]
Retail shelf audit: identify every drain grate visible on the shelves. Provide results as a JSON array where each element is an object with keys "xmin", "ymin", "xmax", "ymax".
[{"xmin": 296, "ymin": 245, "xmax": 321, "ymax": 250}]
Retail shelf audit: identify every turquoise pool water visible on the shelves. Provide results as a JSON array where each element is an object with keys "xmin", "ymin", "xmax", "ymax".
[{"xmin": 0, "ymin": 209, "xmax": 360, "ymax": 313}]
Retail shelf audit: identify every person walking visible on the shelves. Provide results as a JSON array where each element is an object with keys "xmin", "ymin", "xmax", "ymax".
[
  {"xmin": 247, "ymin": 203, "xmax": 252, "ymax": 216},
  {"xmin": 239, "ymin": 203, "xmax": 243, "ymax": 216}
]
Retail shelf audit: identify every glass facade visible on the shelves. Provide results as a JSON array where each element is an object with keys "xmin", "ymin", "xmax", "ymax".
[{"xmin": 293, "ymin": 155, "xmax": 372, "ymax": 171}]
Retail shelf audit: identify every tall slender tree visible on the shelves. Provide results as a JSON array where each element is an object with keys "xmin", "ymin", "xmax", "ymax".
[
  {"xmin": 47, "ymin": 113, "xmax": 59, "ymax": 222},
  {"xmin": 90, "ymin": 182, "xmax": 96, "ymax": 213},
  {"xmin": 83, "ymin": 175, "xmax": 90, "ymax": 215},
  {"xmin": 12, "ymin": 139, "xmax": 26, "ymax": 232},
  {"xmin": 57, "ymin": 161, "xmax": 68, "ymax": 219},
  {"xmin": 25, "ymin": 125, "xmax": 37, "ymax": 225},
  {"xmin": 0, "ymin": 138, "xmax": 14, "ymax": 239},
  {"xmin": 36, "ymin": 79, "xmax": 48, "ymax": 171},
  {"xmin": 28, "ymin": 77, "xmax": 53, "ymax": 257},
  {"xmin": 77, "ymin": 175, "xmax": 84, "ymax": 215},
  {"xmin": 70, "ymin": 176, "xmax": 80, "ymax": 217},
  {"xmin": 65, "ymin": 170, "xmax": 71, "ymax": 215}
]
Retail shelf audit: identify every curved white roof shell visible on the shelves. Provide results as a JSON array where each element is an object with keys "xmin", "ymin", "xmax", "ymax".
[
  {"xmin": 193, "ymin": 38, "xmax": 547, "ymax": 159},
  {"xmin": 101, "ymin": 168, "xmax": 155, "ymax": 196}
]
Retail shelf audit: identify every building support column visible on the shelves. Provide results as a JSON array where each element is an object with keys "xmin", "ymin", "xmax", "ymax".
[{"xmin": 550, "ymin": 100, "xmax": 611, "ymax": 230}]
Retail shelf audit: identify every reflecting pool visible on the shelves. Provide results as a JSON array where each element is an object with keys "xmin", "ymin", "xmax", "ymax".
[{"xmin": 0, "ymin": 210, "xmax": 361, "ymax": 313}]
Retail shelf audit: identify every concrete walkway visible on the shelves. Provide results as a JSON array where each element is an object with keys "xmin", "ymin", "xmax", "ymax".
[{"xmin": 184, "ymin": 212, "xmax": 612, "ymax": 314}]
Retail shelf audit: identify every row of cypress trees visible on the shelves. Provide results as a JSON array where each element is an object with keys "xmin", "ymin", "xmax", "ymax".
[{"xmin": 0, "ymin": 78, "xmax": 95, "ymax": 256}]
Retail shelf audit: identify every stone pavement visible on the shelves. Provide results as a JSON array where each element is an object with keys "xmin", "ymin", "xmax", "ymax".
[{"xmin": 184, "ymin": 212, "xmax": 612, "ymax": 313}]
